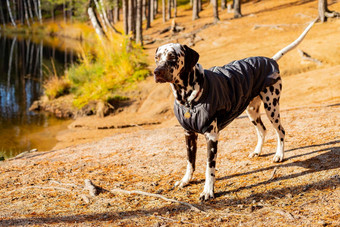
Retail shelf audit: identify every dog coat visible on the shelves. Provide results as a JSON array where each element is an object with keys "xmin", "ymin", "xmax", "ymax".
[{"xmin": 174, "ymin": 56, "xmax": 280, "ymax": 134}]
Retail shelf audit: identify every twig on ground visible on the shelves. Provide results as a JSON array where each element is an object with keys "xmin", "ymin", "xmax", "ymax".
[
  {"xmin": 298, "ymin": 49, "xmax": 322, "ymax": 65},
  {"xmin": 111, "ymin": 188, "xmax": 204, "ymax": 212},
  {"xmin": 84, "ymin": 179, "xmax": 99, "ymax": 197},
  {"xmin": 49, "ymin": 179, "xmax": 82, "ymax": 189},
  {"xmin": 269, "ymin": 167, "xmax": 278, "ymax": 180},
  {"xmin": 274, "ymin": 209, "xmax": 295, "ymax": 220}
]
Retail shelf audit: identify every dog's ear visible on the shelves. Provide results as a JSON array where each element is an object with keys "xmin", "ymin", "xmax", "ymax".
[{"xmin": 183, "ymin": 45, "xmax": 199, "ymax": 72}]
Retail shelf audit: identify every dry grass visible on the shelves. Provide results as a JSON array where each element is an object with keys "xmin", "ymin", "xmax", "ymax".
[{"xmin": 1, "ymin": 0, "xmax": 340, "ymax": 226}]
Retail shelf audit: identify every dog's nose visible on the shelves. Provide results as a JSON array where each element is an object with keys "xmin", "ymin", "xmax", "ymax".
[{"xmin": 154, "ymin": 67, "xmax": 164, "ymax": 76}]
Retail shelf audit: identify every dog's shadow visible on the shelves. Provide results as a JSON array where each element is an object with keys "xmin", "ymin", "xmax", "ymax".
[{"xmin": 189, "ymin": 140, "xmax": 339, "ymax": 198}]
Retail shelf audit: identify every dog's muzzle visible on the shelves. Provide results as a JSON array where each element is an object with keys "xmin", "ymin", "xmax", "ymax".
[{"xmin": 154, "ymin": 67, "xmax": 169, "ymax": 83}]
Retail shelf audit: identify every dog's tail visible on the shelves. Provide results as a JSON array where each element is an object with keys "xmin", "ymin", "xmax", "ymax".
[{"xmin": 272, "ymin": 17, "xmax": 318, "ymax": 61}]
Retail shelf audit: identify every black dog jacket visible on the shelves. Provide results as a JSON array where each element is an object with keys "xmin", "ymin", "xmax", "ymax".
[{"xmin": 174, "ymin": 57, "xmax": 280, "ymax": 134}]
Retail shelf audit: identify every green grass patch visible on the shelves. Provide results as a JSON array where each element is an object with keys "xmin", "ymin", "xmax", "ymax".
[{"xmin": 45, "ymin": 33, "xmax": 150, "ymax": 109}]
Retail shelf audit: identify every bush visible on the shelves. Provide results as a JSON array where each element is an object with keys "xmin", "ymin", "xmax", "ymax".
[
  {"xmin": 44, "ymin": 76, "xmax": 71, "ymax": 99},
  {"xmin": 66, "ymin": 34, "xmax": 150, "ymax": 109}
]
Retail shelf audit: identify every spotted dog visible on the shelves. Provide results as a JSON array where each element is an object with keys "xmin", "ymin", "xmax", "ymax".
[{"xmin": 154, "ymin": 19, "xmax": 317, "ymax": 201}]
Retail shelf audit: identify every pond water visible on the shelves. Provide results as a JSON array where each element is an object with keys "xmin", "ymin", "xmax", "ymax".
[{"xmin": 0, "ymin": 34, "xmax": 77, "ymax": 159}]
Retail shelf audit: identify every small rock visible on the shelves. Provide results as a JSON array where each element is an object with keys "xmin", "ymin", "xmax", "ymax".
[
  {"xmin": 217, "ymin": 217, "xmax": 223, "ymax": 222},
  {"xmin": 155, "ymin": 189, "xmax": 164, "ymax": 194}
]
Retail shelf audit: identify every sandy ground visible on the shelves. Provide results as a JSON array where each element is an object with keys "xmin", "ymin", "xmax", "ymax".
[{"xmin": 1, "ymin": 0, "xmax": 340, "ymax": 226}]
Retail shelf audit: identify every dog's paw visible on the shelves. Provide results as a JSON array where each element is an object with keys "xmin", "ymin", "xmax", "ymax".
[
  {"xmin": 199, "ymin": 190, "xmax": 215, "ymax": 201},
  {"xmin": 248, "ymin": 152, "xmax": 260, "ymax": 158},
  {"xmin": 174, "ymin": 180, "xmax": 190, "ymax": 188},
  {"xmin": 273, "ymin": 154, "xmax": 284, "ymax": 163}
]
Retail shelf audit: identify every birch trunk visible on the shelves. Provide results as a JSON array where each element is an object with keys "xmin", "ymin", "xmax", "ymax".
[
  {"xmin": 0, "ymin": 3, "xmax": 6, "ymax": 28},
  {"xmin": 23, "ymin": 0, "xmax": 31, "ymax": 27},
  {"xmin": 162, "ymin": 0, "xmax": 165, "ymax": 22},
  {"xmin": 150, "ymin": 0, "xmax": 154, "ymax": 22},
  {"xmin": 173, "ymin": 0, "xmax": 177, "ymax": 18},
  {"xmin": 113, "ymin": 0, "xmax": 119, "ymax": 23},
  {"xmin": 88, "ymin": 7, "xmax": 106, "ymax": 39},
  {"xmin": 37, "ymin": 0, "xmax": 42, "ymax": 24},
  {"xmin": 123, "ymin": 0, "xmax": 128, "ymax": 34},
  {"xmin": 136, "ymin": 0, "xmax": 143, "ymax": 45},
  {"xmin": 128, "ymin": 0, "xmax": 135, "ymax": 36},
  {"xmin": 27, "ymin": 0, "xmax": 34, "ymax": 21},
  {"xmin": 94, "ymin": 0, "xmax": 108, "ymax": 32},
  {"xmin": 6, "ymin": 0, "xmax": 17, "ymax": 27},
  {"xmin": 192, "ymin": 0, "xmax": 199, "ymax": 20},
  {"xmin": 212, "ymin": 0, "xmax": 219, "ymax": 23},
  {"xmin": 233, "ymin": 0, "xmax": 242, "ymax": 18},
  {"xmin": 146, "ymin": 0, "xmax": 150, "ymax": 29},
  {"xmin": 167, "ymin": 0, "xmax": 171, "ymax": 20},
  {"xmin": 99, "ymin": 0, "xmax": 121, "ymax": 34}
]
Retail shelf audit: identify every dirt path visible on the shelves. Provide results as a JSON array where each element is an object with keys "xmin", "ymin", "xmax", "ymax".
[{"xmin": 1, "ymin": 0, "xmax": 340, "ymax": 226}]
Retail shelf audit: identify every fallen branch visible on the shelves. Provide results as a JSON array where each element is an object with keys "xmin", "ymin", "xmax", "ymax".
[
  {"xmin": 84, "ymin": 179, "xmax": 100, "ymax": 196},
  {"xmin": 111, "ymin": 188, "xmax": 204, "ymax": 212},
  {"xmin": 298, "ymin": 49, "xmax": 322, "ymax": 65},
  {"xmin": 269, "ymin": 167, "xmax": 278, "ymax": 180}
]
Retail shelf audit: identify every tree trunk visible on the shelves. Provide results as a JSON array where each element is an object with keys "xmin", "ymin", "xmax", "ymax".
[
  {"xmin": 162, "ymin": 0, "xmax": 165, "ymax": 22},
  {"xmin": 128, "ymin": 0, "xmax": 135, "ymax": 36},
  {"xmin": 233, "ymin": 0, "xmax": 242, "ymax": 18},
  {"xmin": 6, "ymin": 0, "xmax": 17, "ymax": 27},
  {"xmin": 63, "ymin": 0, "xmax": 66, "ymax": 23},
  {"xmin": 37, "ymin": 0, "xmax": 42, "ymax": 24},
  {"xmin": 146, "ymin": 0, "xmax": 150, "ymax": 29},
  {"xmin": 88, "ymin": 7, "xmax": 106, "ymax": 39},
  {"xmin": 150, "ymin": 0, "xmax": 154, "ymax": 22},
  {"xmin": 212, "ymin": 0, "xmax": 219, "ymax": 23},
  {"xmin": 155, "ymin": 0, "xmax": 158, "ymax": 15},
  {"xmin": 23, "ymin": 0, "xmax": 30, "ymax": 26},
  {"xmin": 198, "ymin": 0, "xmax": 202, "ymax": 12},
  {"xmin": 221, "ymin": 0, "xmax": 226, "ymax": 10},
  {"xmin": 136, "ymin": 0, "xmax": 143, "ymax": 45},
  {"xmin": 123, "ymin": 0, "xmax": 128, "ymax": 34},
  {"xmin": 167, "ymin": 0, "xmax": 171, "ymax": 20},
  {"xmin": 94, "ymin": 0, "xmax": 108, "ymax": 32},
  {"xmin": 192, "ymin": 0, "xmax": 199, "ymax": 20},
  {"xmin": 173, "ymin": 0, "xmax": 177, "ymax": 18},
  {"xmin": 27, "ymin": 0, "xmax": 34, "ymax": 21},
  {"xmin": 99, "ymin": 0, "xmax": 121, "ymax": 34},
  {"xmin": 0, "ymin": 3, "xmax": 6, "ymax": 28},
  {"xmin": 113, "ymin": 0, "xmax": 119, "ymax": 23}
]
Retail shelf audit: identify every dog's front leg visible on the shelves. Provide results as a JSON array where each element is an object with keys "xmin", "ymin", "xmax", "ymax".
[
  {"xmin": 200, "ymin": 120, "xmax": 219, "ymax": 201},
  {"xmin": 175, "ymin": 130, "xmax": 198, "ymax": 188}
]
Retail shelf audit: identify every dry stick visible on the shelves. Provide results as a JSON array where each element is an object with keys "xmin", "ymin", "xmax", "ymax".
[
  {"xmin": 111, "ymin": 188, "xmax": 204, "ymax": 212},
  {"xmin": 298, "ymin": 49, "xmax": 322, "ymax": 65},
  {"xmin": 269, "ymin": 167, "xmax": 278, "ymax": 180}
]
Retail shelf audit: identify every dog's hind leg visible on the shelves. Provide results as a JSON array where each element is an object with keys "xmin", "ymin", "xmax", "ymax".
[
  {"xmin": 175, "ymin": 130, "xmax": 198, "ymax": 188},
  {"xmin": 260, "ymin": 78, "xmax": 285, "ymax": 162},
  {"xmin": 246, "ymin": 96, "xmax": 267, "ymax": 158}
]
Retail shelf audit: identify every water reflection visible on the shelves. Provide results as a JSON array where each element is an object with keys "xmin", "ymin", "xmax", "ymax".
[{"xmin": 0, "ymin": 34, "xmax": 76, "ymax": 159}]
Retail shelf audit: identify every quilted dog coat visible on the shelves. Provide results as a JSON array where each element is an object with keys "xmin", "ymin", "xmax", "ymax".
[{"xmin": 174, "ymin": 56, "xmax": 280, "ymax": 134}]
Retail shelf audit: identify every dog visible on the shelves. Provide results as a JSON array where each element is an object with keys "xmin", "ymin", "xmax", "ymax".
[{"xmin": 154, "ymin": 19, "xmax": 317, "ymax": 201}]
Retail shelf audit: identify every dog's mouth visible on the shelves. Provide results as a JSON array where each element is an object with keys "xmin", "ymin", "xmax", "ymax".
[{"xmin": 154, "ymin": 75, "xmax": 167, "ymax": 83}]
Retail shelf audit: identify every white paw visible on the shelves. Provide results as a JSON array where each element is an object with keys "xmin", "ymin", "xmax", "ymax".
[
  {"xmin": 174, "ymin": 179, "xmax": 190, "ymax": 188},
  {"xmin": 199, "ymin": 190, "xmax": 215, "ymax": 201},
  {"xmin": 248, "ymin": 152, "xmax": 260, "ymax": 158},
  {"xmin": 273, "ymin": 154, "xmax": 284, "ymax": 163}
]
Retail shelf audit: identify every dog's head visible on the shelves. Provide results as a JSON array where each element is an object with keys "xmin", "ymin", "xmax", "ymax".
[{"xmin": 154, "ymin": 43, "xmax": 199, "ymax": 83}]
